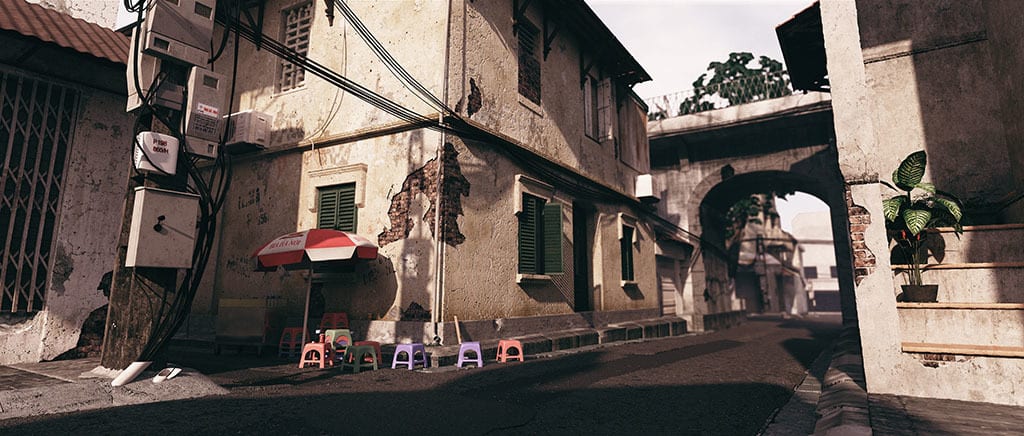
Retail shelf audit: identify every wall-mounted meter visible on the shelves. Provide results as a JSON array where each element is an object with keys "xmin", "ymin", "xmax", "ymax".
[
  {"xmin": 183, "ymin": 66, "xmax": 226, "ymax": 159},
  {"xmin": 126, "ymin": 187, "xmax": 200, "ymax": 269},
  {"xmin": 141, "ymin": 0, "xmax": 216, "ymax": 67},
  {"xmin": 225, "ymin": 110, "xmax": 274, "ymax": 153},
  {"xmin": 134, "ymin": 132, "xmax": 179, "ymax": 174},
  {"xmin": 126, "ymin": 28, "xmax": 184, "ymax": 112}
]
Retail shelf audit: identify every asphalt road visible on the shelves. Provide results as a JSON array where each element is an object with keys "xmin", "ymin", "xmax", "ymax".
[{"xmin": 1, "ymin": 314, "xmax": 840, "ymax": 435}]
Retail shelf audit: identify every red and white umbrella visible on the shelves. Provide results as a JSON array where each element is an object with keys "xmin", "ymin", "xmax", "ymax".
[
  {"xmin": 253, "ymin": 229, "xmax": 378, "ymax": 270},
  {"xmin": 252, "ymin": 229, "xmax": 378, "ymax": 346}
]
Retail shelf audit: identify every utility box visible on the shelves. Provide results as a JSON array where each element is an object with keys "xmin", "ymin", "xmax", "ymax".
[
  {"xmin": 183, "ymin": 66, "xmax": 226, "ymax": 159},
  {"xmin": 126, "ymin": 187, "xmax": 200, "ymax": 268},
  {"xmin": 140, "ymin": 0, "xmax": 216, "ymax": 67}
]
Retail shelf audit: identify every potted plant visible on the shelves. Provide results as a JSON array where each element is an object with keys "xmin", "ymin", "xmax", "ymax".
[{"xmin": 882, "ymin": 151, "xmax": 964, "ymax": 302}]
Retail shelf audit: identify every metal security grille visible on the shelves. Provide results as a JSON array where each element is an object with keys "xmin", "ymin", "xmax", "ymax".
[
  {"xmin": 279, "ymin": 2, "xmax": 313, "ymax": 92},
  {"xmin": 0, "ymin": 70, "xmax": 79, "ymax": 312}
]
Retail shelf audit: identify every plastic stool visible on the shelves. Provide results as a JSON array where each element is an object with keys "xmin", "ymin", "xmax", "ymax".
[
  {"xmin": 278, "ymin": 327, "xmax": 304, "ymax": 358},
  {"xmin": 340, "ymin": 345, "xmax": 378, "ymax": 373},
  {"xmin": 324, "ymin": 329, "xmax": 353, "ymax": 360},
  {"xmin": 391, "ymin": 343, "xmax": 429, "ymax": 369},
  {"xmin": 497, "ymin": 339, "xmax": 524, "ymax": 363},
  {"xmin": 354, "ymin": 341, "xmax": 382, "ymax": 364},
  {"xmin": 298, "ymin": 338, "xmax": 334, "ymax": 369},
  {"xmin": 318, "ymin": 312, "xmax": 350, "ymax": 330},
  {"xmin": 457, "ymin": 342, "xmax": 483, "ymax": 368}
]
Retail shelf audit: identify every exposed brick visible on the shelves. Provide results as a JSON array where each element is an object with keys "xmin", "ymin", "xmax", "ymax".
[{"xmin": 379, "ymin": 143, "xmax": 470, "ymax": 247}]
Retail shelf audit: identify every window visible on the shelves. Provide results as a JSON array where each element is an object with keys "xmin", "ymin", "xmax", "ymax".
[
  {"xmin": 0, "ymin": 71, "xmax": 79, "ymax": 312},
  {"xmin": 621, "ymin": 225, "xmax": 635, "ymax": 282},
  {"xmin": 317, "ymin": 183, "xmax": 357, "ymax": 232},
  {"xmin": 518, "ymin": 193, "xmax": 562, "ymax": 275},
  {"xmin": 517, "ymin": 20, "xmax": 541, "ymax": 105},
  {"xmin": 829, "ymin": 266, "xmax": 838, "ymax": 278},
  {"xmin": 582, "ymin": 75, "xmax": 600, "ymax": 139},
  {"xmin": 803, "ymin": 266, "xmax": 818, "ymax": 279},
  {"xmin": 279, "ymin": 2, "xmax": 313, "ymax": 92}
]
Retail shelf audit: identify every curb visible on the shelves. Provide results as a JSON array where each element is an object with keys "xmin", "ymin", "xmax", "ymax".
[{"xmin": 813, "ymin": 325, "xmax": 871, "ymax": 436}]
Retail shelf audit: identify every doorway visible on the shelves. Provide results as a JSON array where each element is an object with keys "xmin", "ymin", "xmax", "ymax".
[{"xmin": 572, "ymin": 202, "xmax": 592, "ymax": 312}]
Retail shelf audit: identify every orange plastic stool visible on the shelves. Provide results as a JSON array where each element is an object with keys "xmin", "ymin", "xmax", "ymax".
[
  {"xmin": 298, "ymin": 335, "xmax": 335, "ymax": 369},
  {"xmin": 497, "ymin": 339, "xmax": 524, "ymax": 363},
  {"xmin": 278, "ymin": 327, "xmax": 305, "ymax": 358},
  {"xmin": 354, "ymin": 341, "xmax": 382, "ymax": 363},
  {"xmin": 318, "ymin": 312, "xmax": 350, "ymax": 330}
]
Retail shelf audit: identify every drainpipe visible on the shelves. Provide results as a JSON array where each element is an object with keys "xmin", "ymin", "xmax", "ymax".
[{"xmin": 432, "ymin": 0, "xmax": 455, "ymax": 345}]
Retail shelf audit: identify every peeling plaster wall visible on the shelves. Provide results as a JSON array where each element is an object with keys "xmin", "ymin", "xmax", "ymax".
[
  {"xmin": 26, "ymin": 0, "xmax": 118, "ymax": 29},
  {"xmin": 822, "ymin": 0, "xmax": 1024, "ymax": 405},
  {"xmin": 197, "ymin": 0, "xmax": 659, "ymax": 336},
  {"xmin": 0, "ymin": 87, "xmax": 131, "ymax": 365}
]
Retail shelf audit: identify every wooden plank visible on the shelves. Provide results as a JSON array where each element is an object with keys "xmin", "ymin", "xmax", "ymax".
[
  {"xmin": 896, "ymin": 302, "xmax": 1024, "ymax": 310},
  {"xmin": 902, "ymin": 342, "xmax": 1024, "ymax": 357},
  {"xmin": 891, "ymin": 262, "xmax": 1024, "ymax": 270}
]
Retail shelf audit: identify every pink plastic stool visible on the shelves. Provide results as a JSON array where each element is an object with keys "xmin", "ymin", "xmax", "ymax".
[{"xmin": 497, "ymin": 339, "xmax": 524, "ymax": 363}]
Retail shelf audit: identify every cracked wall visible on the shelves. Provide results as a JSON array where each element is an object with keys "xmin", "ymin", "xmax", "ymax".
[{"xmin": 379, "ymin": 142, "xmax": 470, "ymax": 247}]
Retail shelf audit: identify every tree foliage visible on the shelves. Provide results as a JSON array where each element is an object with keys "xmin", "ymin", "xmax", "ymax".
[{"xmin": 678, "ymin": 52, "xmax": 792, "ymax": 116}]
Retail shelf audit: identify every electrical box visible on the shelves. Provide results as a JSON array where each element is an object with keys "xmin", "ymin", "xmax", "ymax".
[
  {"xmin": 636, "ymin": 174, "xmax": 659, "ymax": 203},
  {"xmin": 126, "ymin": 28, "xmax": 184, "ymax": 112},
  {"xmin": 126, "ymin": 187, "xmax": 200, "ymax": 269},
  {"xmin": 184, "ymin": 66, "xmax": 226, "ymax": 159},
  {"xmin": 134, "ymin": 132, "xmax": 179, "ymax": 174},
  {"xmin": 225, "ymin": 110, "xmax": 273, "ymax": 153},
  {"xmin": 140, "ymin": 0, "xmax": 216, "ymax": 67}
]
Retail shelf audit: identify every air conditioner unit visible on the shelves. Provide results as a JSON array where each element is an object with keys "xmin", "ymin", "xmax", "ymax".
[
  {"xmin": 134, "ymin": 132, "xmax": 179, "ymax": 175},
  {"xmin": 225, "ymin": 110, "xmax": 274, "ymax": 153},
  {"xmin": 140, "ymin": 0, "xmax": 216, "ymax": 67},
  {"xmin": 636, "ymin": 174, "xmax": 660, "ymax": 203},
  {"xmin": 126, "ymin": 28, "xmax": 184, "ymax": 112},
  {"xmin": 183, "ymin": 66, "xmax": 226, "ymax": 159}
]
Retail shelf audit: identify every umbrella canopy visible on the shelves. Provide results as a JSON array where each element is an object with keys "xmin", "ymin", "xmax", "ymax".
[
  {"xmin": 252, "ymin": 229, "xmax": 379, "ymax": 348},
  {"xmin": 253, "ymin": 229, "xmax": 378, "ymax": 270}
]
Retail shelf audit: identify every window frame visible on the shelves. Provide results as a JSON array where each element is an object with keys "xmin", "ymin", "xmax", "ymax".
[
  {"xmin": 584, "ymin": 74, "xmax": 600, "ymax": 141},
  {"xmin": 516, "ymin": 18, "xmax": 542, "ymax": 105},
  {"xmin": 515, "ymin": 175, "xmax": 563, "ymax": 282},
  {"xmin": 316, "ymin": 182, "xmax": 358, "ymax": 232},
  {"xmin": 277, "ymin": 1, "xmax": 313, "ymax": 93},
  {"xmin": 618, "ymin": 213, "xmax": 638, "ymax": 286}
]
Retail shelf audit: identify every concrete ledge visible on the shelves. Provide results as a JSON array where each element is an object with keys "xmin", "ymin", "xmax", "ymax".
[{"xmin": 813, "ymin": 326, "xmax": 870, "ymax": 436}]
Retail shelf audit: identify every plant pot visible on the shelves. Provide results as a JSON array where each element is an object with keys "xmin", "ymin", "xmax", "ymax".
[{"xmin": 901, "ymin": 284, "xmax": 938, "ymax": 303}]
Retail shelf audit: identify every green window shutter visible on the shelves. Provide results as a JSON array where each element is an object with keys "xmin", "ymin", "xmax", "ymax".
[
  {"xmin": 317, "ymin": 189, "xmax": 338, "ymax": 230},
  {"xmin": 317, "ymin": 183, "xmax": 357, "ymax": 232},
  {"xmin": 518, "ymin": 194, "xmax": 542, "ymax": 274},
  {"xmin": 621, "ymin": 226, "xmax": 634, "ymax": 281},
  {"xmin": 336, "ymin": 183, "xmax": 357, "ymax": 232},
  {"xmin": 543, "ymin": 202, "xmax": 562, "ymax": 274}
]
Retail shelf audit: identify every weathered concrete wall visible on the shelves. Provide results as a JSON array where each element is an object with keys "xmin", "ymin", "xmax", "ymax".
[
  {"xmin": 792, "ymin": 211, "xmax": 841, "ymax": 311},
  {"xmin": 0, "ymin": 84, "xmax": 132, "ymax": 365},
  {"xmin": 822, "ymin": 0, "xmax": 1024, "ymax": 405},
  {"xmin": 196, "ymin": 0, "xmax": 659, "ymax": 340},
  {"xmin": 26, "ymin": 0, "xmax": 118, "ymax": 28}
]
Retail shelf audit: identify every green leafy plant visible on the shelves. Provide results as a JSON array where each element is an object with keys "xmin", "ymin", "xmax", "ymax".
[{"xmin": 882, "ymin": 151, "xmax": 964, "ymax": 286}]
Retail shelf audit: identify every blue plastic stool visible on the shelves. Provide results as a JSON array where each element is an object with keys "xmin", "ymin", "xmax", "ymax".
[
  {"xmin": 391, "ymin": 343, "xmax": 429, "ymax": 369},
  {"xmin": 456, "ymin": 342, "xmax": 483, "ymax": 368}
]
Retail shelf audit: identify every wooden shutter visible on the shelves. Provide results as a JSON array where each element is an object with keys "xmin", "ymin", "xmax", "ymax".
[
  {"xmin": 518, "ymin": 194, "xmax": 541, "ymax": 274},
  {"xmin": 597, "ymin": 78, "xmax": 613, "ymax": 142},
  {"xmin": 336, "ymin": 183, "xmax": 357, "ymax": 232},
  {"xmin": 317, "ymin": 183, "xmax": 356, "ymax": 232},
  {"xmin": 621, "ymin": 226, "xmax": 634, "ymax": 281},
  {"xmin": 543, "ymin": 202, "xmax": 562, "ymax": 274},
  {"xmin": 584, "ymin": 76, "xmax": 596, "ymax": 138}
]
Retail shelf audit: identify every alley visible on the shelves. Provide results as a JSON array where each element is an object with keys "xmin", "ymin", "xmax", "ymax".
[{"xmin": 0, "ymin": 315, "xmax": 839, "ymax": 435}]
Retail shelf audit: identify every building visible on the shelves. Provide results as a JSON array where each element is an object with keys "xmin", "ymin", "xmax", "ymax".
[
  {"xmin": 790, "ymin": 210, "xmax": 840, "ymax": 312},
  {"xmin": 0, "ymin": 0, "xmax": 132, "ymax": 364},
  {"xmin": 780, "ymin": 0, "xmax": 1024, "ymax": 406},
  {"xmin": 188, "ymin": 0, "xmax": 685, "ymax": 345}
]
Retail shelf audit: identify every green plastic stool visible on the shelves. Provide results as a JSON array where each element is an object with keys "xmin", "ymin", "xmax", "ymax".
[
  {"xmin": 341, "ymin": 345, "xmax": 378, "ymax": 373},
  {"xmin": 323, "ymin": 329, "xmax": 353, "ymax": 359}
]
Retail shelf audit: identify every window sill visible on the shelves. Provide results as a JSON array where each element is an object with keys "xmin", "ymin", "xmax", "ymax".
[
  {"xmin": 621, "ymin": 280, "xmax": 638, "ymax": 289},
  {"xmin": 272, "ymin": 85, "xmax": 307, "ymax": 98},
  {"xmin": 518, "ymin": 94, "xmax": 544, "ymax": 117},
  {"xmin": 517, "ymin": 273, "xmax": 552, "ymax": 284}
]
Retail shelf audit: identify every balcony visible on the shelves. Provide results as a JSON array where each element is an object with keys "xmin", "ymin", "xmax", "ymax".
[{"xmin": 645, "ymin": 70, "xmax": 795, "ymax": 120}]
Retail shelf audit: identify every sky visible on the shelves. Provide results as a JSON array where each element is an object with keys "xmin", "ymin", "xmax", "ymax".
[{"xmin": 586, "ymin": 0, "xmax": 829, "ymax": 231}]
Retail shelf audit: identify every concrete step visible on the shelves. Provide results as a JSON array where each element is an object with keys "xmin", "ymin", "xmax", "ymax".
[
  {"xmin": 889, "ymin": 266, "xmax": 1024, "ymax": 302},
  {"xmin": 897, "ymin": 303, "xmax": 1024, "ymax": 348},
  {"xmin": 911, "ymin": 224, "xmax": 1024, "ymax": 264}
]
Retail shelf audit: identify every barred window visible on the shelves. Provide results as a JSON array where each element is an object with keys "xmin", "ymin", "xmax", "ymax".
[
  {"xmin": 0, "ymin": 70, "xmax": 79, "ymax": 312},
  {"xmin": 279, "ymin": 2, "xmax": 313, "ymax": 92}
]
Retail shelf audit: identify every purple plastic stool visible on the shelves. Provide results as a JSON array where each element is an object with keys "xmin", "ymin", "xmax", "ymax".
[
  {"xmin": 391, "ymin": 343, "xmax": 429, "ymax": 369},
  {"xmin": 456, "ymin": 342, "xmax": 483, "ymax": 368}
]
